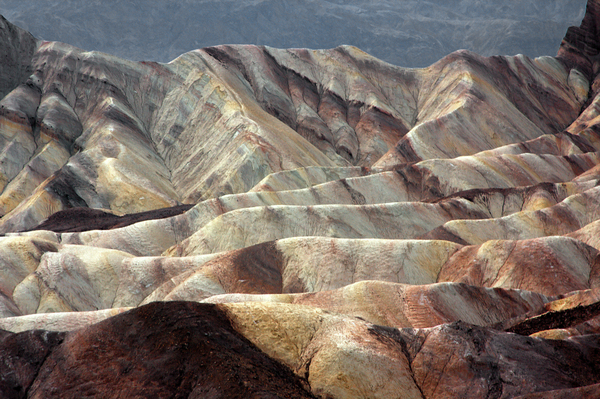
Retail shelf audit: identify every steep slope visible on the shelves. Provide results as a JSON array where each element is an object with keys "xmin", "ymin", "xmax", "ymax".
[
  {"xmin": 2, "ymin": 1, "xmax": 600, "ymax": 398},
  {"xmin": 0, "ymin": 40, "xmax": 593, "ymax": 233}
]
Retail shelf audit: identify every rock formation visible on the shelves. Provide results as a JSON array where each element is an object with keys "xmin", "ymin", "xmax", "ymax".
[{"xmin": 2, "ymin": 1, "xmax": 600, "ymax": 397}]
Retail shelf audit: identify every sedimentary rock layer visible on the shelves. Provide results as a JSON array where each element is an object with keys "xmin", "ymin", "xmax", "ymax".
[
  {"xmin": 3, "ymin": 1, "xmax": 600, "ymax": 397},
  {"xmin": 5, "ymin": 301, "xmax": 600, "ymax": 399}
]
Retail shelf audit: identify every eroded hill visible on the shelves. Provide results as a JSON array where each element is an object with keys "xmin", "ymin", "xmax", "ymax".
[{"xmin": 2, "ymin": 1, "xmax": 600, "ymax": 397}]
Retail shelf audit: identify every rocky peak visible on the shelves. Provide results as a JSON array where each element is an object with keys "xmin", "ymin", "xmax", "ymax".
[
  {"xmin": 559, "ymin": 0, "xmax": 600, "ymax": 78},
  {"xmin": 2, "ymin": 1, "xmax": 600, "ymax": 398}
]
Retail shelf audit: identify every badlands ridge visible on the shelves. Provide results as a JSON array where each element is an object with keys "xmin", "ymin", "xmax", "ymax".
[{"xmin": 2, "ymin": 1, "xmax": 600, "ymax": 398}]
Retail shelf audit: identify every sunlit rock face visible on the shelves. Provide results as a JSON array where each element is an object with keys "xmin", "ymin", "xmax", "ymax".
[{"xmin": 2, "ymin": 1, "xmax": 600, "ymax": 397}]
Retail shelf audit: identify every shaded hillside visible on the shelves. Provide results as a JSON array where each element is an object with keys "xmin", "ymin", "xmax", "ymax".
[{"xmin": 2, "ymin": 0, "xmax": 600, "ymax": 397}]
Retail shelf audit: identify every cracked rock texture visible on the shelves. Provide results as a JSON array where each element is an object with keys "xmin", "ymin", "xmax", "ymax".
[{"xmin": 2, "ymin": 1, "xmax": 600, "ymax": 397}]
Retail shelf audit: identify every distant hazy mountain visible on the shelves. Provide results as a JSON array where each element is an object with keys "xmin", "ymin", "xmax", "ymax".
[
  {"xmin": 0, "ymin": 0, "xmax": 587, "ymax": 67},
  {"xmin": 4, "ymin": 0, "xmax": 600, "ymax": 396}
]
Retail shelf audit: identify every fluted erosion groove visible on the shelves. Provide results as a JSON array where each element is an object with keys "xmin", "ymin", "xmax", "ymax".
[{"xmin": 3, "ymin": 1, "xmax": 600, "ymax": 397}]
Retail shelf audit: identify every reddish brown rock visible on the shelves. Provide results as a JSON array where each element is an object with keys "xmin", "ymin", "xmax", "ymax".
[
  {"xmin": 0, "ymin": 328, "xmax": 65, "ymax": 399},
  {"xmin": 437, "ymin": 237, "xmax": 599, "ymax": 295},
  {"xmin": 557, "ymin": 0, "xmax": 600, "ymax": 79},
  {"xmin": 513, "ymin": 383, "xmax": 600, "ymax": 399},
  {"xmin": 1, "ymin": 301, "xmax": 316, "ymax": 399},
  {"xmin": 1, "ymin": 3, "xmax": 600, "ymax": 398},
  {"xmin": 2, "ymin": 301, "xmax": 600, "ymax": 399},
  {"xmin": 203, "ymin": 281, "xmax": 549, "ymax": 330},
  {"xmin": 395, "ymin": 321, "xmax": 600, "ymax": 398}
]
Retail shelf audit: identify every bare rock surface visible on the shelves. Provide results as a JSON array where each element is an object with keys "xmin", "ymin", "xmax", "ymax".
[
  {"xmin": 437, "ymin": 236, "xmax": 600, "ymax": 295},
  {"xmin": 3, "ymin": 1, "xmax": 600, "ymax": 397},
  {"xmin": 0, "ymin": 301, "xmax": 316, "ymax": 399},
  {"xmin": 203, "ymin": 280, "xmax": 549, "ymax": 330},
  {"xmin": 2, "ymin": 301, "xmax": 600, "ymax": 398}
]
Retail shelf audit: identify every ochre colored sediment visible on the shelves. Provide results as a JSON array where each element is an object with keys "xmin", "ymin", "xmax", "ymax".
[{"xmin": 2, "ymin": 2, "xmax": 600, "ymax": 398}]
